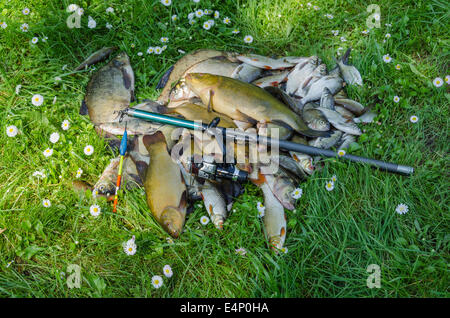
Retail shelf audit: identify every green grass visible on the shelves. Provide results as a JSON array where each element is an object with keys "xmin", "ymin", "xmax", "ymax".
[{"xmin": 0, "ymin": 0, "xmax": 449, "ymax": 297}]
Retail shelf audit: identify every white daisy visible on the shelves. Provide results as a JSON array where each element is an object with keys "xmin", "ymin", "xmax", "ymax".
[
  {"xmin": 331, "ymin": 30, "xmax": 339, "ymax": 36},
  {"xmin": 193, "ymin": 0, "xmax": 200, "ymax": 2},
  {"xmin": 49, "ymin": 132, "xmax": 60, "ymax": 144},
  {"xmin": 87, "ymin": 16, "xmax": 96, "ymax": 29},
  {"xmin": 383, "ymin": 54, "xmax": 392, "ymax": 63},
  {"xmin": 243, "ymin": 35, "xmax": 253, "ymax": 43},
  {"xmin": 84, "ymin": 145, "xmax": 94, "ymax": 155},
  {"xmin": 152, "ymin": 275, "xmax": 163, "ymax": 288},
  {"xmin": 395, "ymin": 203, "xmax": 408, "ymax": 215},
  {"xmin": 432, "ymin": 77, "xmax": 443, "ymax": 87},
  {"xmin": 200, "ymin": 215, "xmax": 210, "ymax": 225},
  {"xmin": 291, "ymin": 188, "xmax": 303, "ymax": 199},
  {"xmin": 42, "ymin": 199, "xmax": 51, "ymax": 208},
  {"xmin": 6, "ymin": 125, "xmax": 18, "ymax": 137},
  {"xmin": 207, "ymin": 19, "xmax": 215, "ymax": 26},
  {"xmin": 76, "ymin": 8, "xmax": 84, "ymax": 16},
  {"xmin": 340, "ymin": 36, "xmax": 347, "ymax": 42},
  {"xmin": 22, "ymin": 8, "xmax": 30, "ymax": 15},
  {"xmin": 147, "ymin": 46, "xmax": 155, "ymax": 54},
  {"xmin": 313, "ymin": 5, "xmax": 320, "ymax": 10},
  {"xmin": 385, "ymin": 23, "xmax": 392, "ymax": 27},
  {"xmin": 393, "ymin": 95, "xmax": 400, "ymax": 103},
  {"xmin": 15, "ymin": 85, "xmax": 22, "ymax": 94},
  {"xmin": 123, "ymin": 236, "xmax": 137, "ymax": 255},
  {"xmin": 195, "ymin": 9, "xmax": 204, "ymax": 18},
  {"xmin": 280, "ymin": 246, "xmax": 288, "ymax": 254},
  {"xmin": 189, "ymin": 19, "xmax": 196, "ymax": 25},
  {"xmin": 385, "ymin": 33, "xmax": 391, "ymax": 39},
  {"xmin": 43, "ymin": 148, "xmax": 53, "ymax": 157},
  {"xmin": 90, "ymin": 204, "xmax": 101, "ymax": 217},
  {"xmin": 171, "ymin": 15, "xmax": 178, "ymax": 22},
  {"xmin": 20, "ymin": 23, "xmax": 29, "ymax": 32},
  {"xmin": 154, "ymin": 47, "xmax": 163, "ymax": 55},
  {"xmin": 162, "ymin": 45, "xmax": 167, "ymax": 51},
  {"xmin": 445, "ymin": 75, "xmax": 449, "ymax": 84},
  {"xmin": 106, "ymin": 23, "xmax": 112, "ymax": 29},
  {"xmin": 235, "ymin": 248, "xmax": 247, "ymax": 256},
  {"xmin": 331, "ymin": 175, "xmax": 337, "ymax": 182},
  {"xmin": 67, "ymin": 4, "xmax": 79, "ymax": 12},
  {"xmin": 130, "ymin": 43, "xmax": 135, "ymax": 48},
  {"xmin": 325, "ymin": 181, "xmax": 334, "ymax": 191},
  {"xmin": 223, "ymin": 17, "xmax": 231, "ymax": 24},
  {"xmin": 214, "ymin": 11, "xmax": 220, "ymax": 19},
  {"xmin": 374, "ymin": 13, "xmax": 380, "ymax": 21},
  {"xmin": 163, "ymin": 265, "xmax": 173, "ymax": 278},
  {"xmin": 33, "ymin": 170, "xmax": 46, "ymax": 178},
  {"xmin": 395, "ymin": 64, "xmax": 401, "ymax": 70},
  {"xmin": 0, "ymin": 22, "xmax": 7, "ymax": 29},
  {"xmin": 409, "ymin": 115, "xmax": 419, "ymax": 123},
  {"xmin": 160, "ymin": 37, "xmax": 169, "ymax": 43},
  {"xmin": 76, "ymin": 168, "xmax": 83, "ymax": 178},
  {"xmin": 337, "ymin": 149, "xmax": 346, "ymax": 157},
  {"xmin": 161, "ymin": 0, "xmax": 171, "ymax": 5},
  {"xmin": 31, "ymin": 94, "xmax": 44, "ymax": 106},
  {"xmin": 137, "ymin": 52, "xmax": 143, "ymax": 56},
  {"xmin": 202, "ymin": 21, "xmax": 211, "ymax": 30},
  {"xmin": 204, "ymin": 9, "xmax": 213, "ymax": 15},
  {"xmin": 106, "ymin": 7, "xmax": 114, "ymax": 13},
  {"xmin": 325, "ymin": 14, "xmax": 333, "ymax": 19},
  {"xmin": 361, "ymin": 29, "xmax": 369, "ymax": 35},
  {"xmin": 232, "ymin": 29, "xmax": 240, "ymax": 34},
  {"xmin": 188, "ymin": 12, "xmax": 195, "ymax": 20},
  {"xmin": 61, "ymin": 120, "xmax": 70, "ymax": 130}
]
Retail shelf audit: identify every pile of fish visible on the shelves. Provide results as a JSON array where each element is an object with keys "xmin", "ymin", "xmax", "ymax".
[{"xmin": 75, "ymin": 47, "xmax": 374, "ymax": 251}]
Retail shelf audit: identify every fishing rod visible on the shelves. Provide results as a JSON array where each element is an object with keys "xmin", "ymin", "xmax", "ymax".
[{"xmin": 119, "ymin": 108, "xmax": 414, "ymax": 176}]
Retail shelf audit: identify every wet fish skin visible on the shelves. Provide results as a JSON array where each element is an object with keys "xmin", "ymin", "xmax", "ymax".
[
  {"xmin": 231, "ymin": 63, "xmax": 262, "ymax": 83},
  {"xmin": 251, "ymin": 70, "xmax": 289, "ymax": 88},
  {"xmin": 285, "ymin": 56, "xmax": 319, "ymax": 95},
  {"xmin": 354, "ymin": 111, "xmax": 377, "ymax": 123},
  {"xmin": 302, "ymin": 102, "xmax": 330, "ymax": 132},
  {"xmin": 74, "ymin": 47, "xmax": 118, "ymax": 71},
  {"xmin": 297, "ymin": 74, "xmax": 343, "ymax": 106},
  {"xmin": 337, "ymin": 48, "xmax": 363, "ymax": 86},
  {"xmin": 260, "ymin": 182, "xmax": 287, "ymax": 251},
  {"xmin": 237, "ymin": 53, "xmax": 295, "ymax": 70},
  {"xmin": 319, "ymin": 87, "xmax": 335, "ymax": 110},
  {"xmin": 338, "ymin": 133, "xmax": 357, "ymax": 150},
  {"xmin": 334, "ymin": 98, "xmax": 366, "ymax": 116},
  {"xmin": 289, "ymin": 135, "xmax": 314, "ymax": 175},
  {"xmin": 309, "ymin": 130, "xmax": 343, "ymax": 149},
  {"xmin": 316, "ymin": 107, "xmax": 362, "ymax": 135},
  {"xmin": 201, "ymin": 180, "xmax": 227, "ymax": 229}
]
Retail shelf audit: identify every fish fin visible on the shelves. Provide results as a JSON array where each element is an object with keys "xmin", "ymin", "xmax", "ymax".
[
  {"xmin": 271, "ymin": 119, "xmax": 294, "ymax": 132},
  {"xmin": 342, "ymin": 48, "xmax": 352, "ymax": 65},
  {"xmin": 134, "ymin": 160, "xmax": 149, "ymax": 181},
  {"xmin": 142, "ymin": 131, "xmax": 167, "ymax": 153},
  {"xmin": 235, "ymin": 110, "xmax": 258, "ymax": 125},
  {"xmin": 251, "ymin": 171, "xmax": 266, "ymax": 186},
  {"xmin": 80, "ymin": 100, "xmax": 88, "ymax": 115},
  {"xmin": 207, "ymin": 90, "xmax": 214, "ymax": 112},
  {"xmin": 298, "ymin": 127, "xmax": 332, "ymax": 138},
  {"xmin": 156, "ymin": 65, "xmax": 174, "ymax": 90},
  {"xmin": 301, "ymin": 76, "xmax": 313, "ymax": 90},
  {"xmin": 121, "ymin": 68, "xmax": 132, "ymax": 89},
  {"xmin": 178, "ymin": 191, "xmax": 188, "ymax": 211}
]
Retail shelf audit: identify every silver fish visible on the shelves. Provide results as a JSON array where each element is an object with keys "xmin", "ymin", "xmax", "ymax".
[
  {"xmin": 316, "ymin": 107, "xmax": 362, "ymax": 135},
  {"xmin": 309, "ymin": 130, "xmax": 343, "ymax": 149},
  {"xmin": 354, "ymin": 111, "xmax": 377, "ymax": 123},
  {"xmin": 337, "ymin": 48, "xmax": 363, "ymax": 86},
  {"xmin": 285, "ymin": 56, "xmax": 318, "ymax": 95},
  {"xmin": 201, "ymin": 180, "xmax": 228, "ymax": 230},
  {"xmin": 319, "ymin": 87, "xmax": 335, "ymax": 110},
  {"xmin": 252, "ymin": 71, "xmax": 289, "ymax": 88},
  {"xmin": 231, "ymin": 63, "xmax": 263, "ymax": 82},
  {"xmin": 338, "ymin": 133, "xmax": 357, "ymax": 150},
  {"xmin": 297, "ymin": 74, "xmax": 343, "ymax": 105},
  {"xmin": 260, "ymin": 182, "xmax": 287, "ymax": 251},
  {"xmin": 237, "ymin": 53, "xmax": 295, "ymax": 70}
]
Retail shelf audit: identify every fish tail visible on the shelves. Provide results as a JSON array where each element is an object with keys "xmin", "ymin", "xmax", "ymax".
[
  {"xmin": 342, "ymin": 48, "xmax": 352, "ymax": 65},
  {"xmin": 142, "ymin": 131, "xmax": 166, "ymax": 149}
]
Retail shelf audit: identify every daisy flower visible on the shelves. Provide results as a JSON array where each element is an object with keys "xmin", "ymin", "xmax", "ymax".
[
  {"xmin": 200, "ymin": 215, "xmax": 210, "ymax": 225},
  {"xmin": 178, "ymin": 49, "xmax": 186, "ymax": 54},
  {"xmin": 256, "ymin": 202, "xmax": 265, "ymax": 217},
  {"xmin": 395, "ymin": 64, "xmax": 401, "ymax": 70},
  {"xmin": 202, "ymin": 21, "xmax": 211, "ymax": 30},
  {"xmin": 166, "ymin": 237, "xmax": 174, "ymax": 244},
  {"xmin": 152, "ymin": 275, "xmax": 163, "ymax": 289},
  {"xmin": 160, "ymin": 37, "xmax": 169, "ymax": 43},
  {"xmin": 147, "ymin": 46, "xmax": 155, "ymax": 54},
  {"xmin": 331, "ymin": 175, "xmax": 337, "ymax": 182},
  {"xmin": 193, "ymin": 0, "xmax": 200, "ymax": 2},
  {"xmin": 313, "ymin": 5, "xmax": 320, "ymax": 10},
  {"xmin": 325, "ymin": 14, "xmax": 333, "ymax": 19},
  {"xmin": 84, "ymin": 145, "xmax": 94, "ymax": 155},
  {"xmin": 340, "ymin": 36, "xmax": 347, "ymax": 42},
  {"xmin": 445, "ymin": 75, "xmax": 449, "ymax": 84},
  {"xmin": 188, "ymin": 19, "xmax": 196, "ymax": 25},
  {"xmin": 22, "ymin": 8, "xmax": 30, "ymax": 15},
  {"xmin": 33, "ymin": 170, "xmax": 46, "ymax": 178},
  {"xmin": 76, "ymin": 168, "xmax": 83, "ymax": 178},
  {"xmin": 385, "ymin": 33, "xmax": 391, "ymax": 39},
  {"xmin": 20, "ymin": 23, "xmax": 29, "ymax": 32},
  {"xmin": 61, "ymin": 120, "xmax": 70, "ymax": 130},
  {"xmin": 88, "ymin": 16, "xmax": 96, "ymax": 29},
  {"xmin": 214, "ymin": 11, "xmax": 220, "ymax": 19},
  {"xmin": 0, "ymin": 22, "xmax": 7, "ymax": 29},
  {"xmin": 162, "ymin": 45, "xmax": 167, "ymax": 51},
  {"xmin": 232, "ymin": 29, "xmax": 240, "ymax": 34},
  {"xmin": 292, "ymin": 188, "xmax": 303, "ymax": 199},
  {"xmin": 374, "ymin": 13, "xmax": 380, "ymax": 21},
  {"xmin": 257, "ymin": 209, "xmax": 265, "ymax": 218},
  {"xmin": 171, "ymin": 14, "xmax": 178, "ymax": 22},
  {"xmin": 223, "ymin": 17, "xmax": 231, "ymax": 24},
  {"xmin": 409, "ymin": 115, "xmax": 419, "ymax": 123},
  {"xmin": 31, "ymin": 94, "xmax": 44, "ymax": 106},
  {"xmin": 383, "ymin": 54, "xmax": 392, "ymax": 63},
  {"xmin": 76, "ymin": 8, "xmax": 84, "ymax": 16},
  {"xmin": 123, "ymin": 236, "xmax": 137, "ymax": 255},
  {"xmin": 393, "ymin": 96, "xmax": 400, "ymax": 103},
  {"xmin": 161, "ymin": 0, "xmax": 171, "ymax": 6},
  {"xmin": 195, "ymin": 9, "xmax": 204, "ymax": 18},
  {"xmin": 395, "ymin": 203, "xmax": 408, "ymax": 215},
  {"xmin": 325, "ymin": 181, "xmax": 335, "ymax": 191},
  {"xmin": 90, "ymin": 204, "xmax": 101, "ymax": 217},
  {"xmin": 337, "ymin": 149, "xmax": 346, "ymax": 157},
  {"xmin": 137, "ymin": 52, "xmax": 143, "ymax": 56},
  {"xmin": 6, "ymin": 125, "xmax": 18, "ymax": 137},
  {"xmin": 243, "ymin": 35, "xmax": 253, "ymax": 44},
  {"xmin": 154, "ymin": 47, "xmax": 163, "ymax": 55},
  {"xmin": 432, "ymin": 77, "xmax": 443, "ymax": 87},
  {"xmin": 106, "ymin": 23, "xmax": 112, "ymax": 29},
  {"xmin": 385, "ymin": 23, "xmax": 392, "ymax": 27},
  {"xmin": 204, "ymin": 9, "xmax": 213, "ymax": 15},
  {"xmin": 235, "ymin": 248, "xmax": 247, "ymax": 256},
  {"xmin": 43, "ymin": 148, "xmax": 53, "ymax": 157},
  {"xmin": 280, "ymin": 246, "xmax": 288, "ymax": 254},
  {"xmin": 163, "ymin": 265, "xmax": 173, "ymax": 278},
  {"xmin": 106, "ymin": 7, "xmax": 114, "ymax": 13},
  {"xmin": 331, "ymin": 30, "xmax": 339, "ymax": 36},
  {"xmin": 67, "ymin": 4, "xmax": 79, "ymax": 12},
  {"xmin": 42, "ymin": 199, "xmax": 51, "ymax": 208},
  {"xmin": 49, "ymin": 132, "xmax": 60, "ymax": 144},
  {"xmin": 207, "ymin": 19, "xmax": 215, "ymax": 26},
  {"xmin": 361, "ymin": 29, "xmax": 369, "ymax": 35},
  {"xmin": 188, "ymin": 12, "xmax": 195, "ymax": 20}
]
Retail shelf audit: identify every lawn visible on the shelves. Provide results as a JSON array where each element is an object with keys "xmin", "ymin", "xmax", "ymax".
[{"xmin": 0, "ymin": 0, "xmax": 448, "ymax": 297}]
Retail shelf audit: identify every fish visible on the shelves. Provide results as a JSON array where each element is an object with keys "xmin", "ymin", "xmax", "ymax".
[
  {"xmin": 336, "ymin": 48, "xmax": 363, "ymax": 86},
  {"xmin": 285, "ymin": 56, "xmax": 319, "ymax": 95},
  {"xmin": 231, "ymin": 63, "xmax": 263, "ymax": 83},
  {"xmin": 354, "ymin": 110, "xmax": 377, "ymax": 123},
  {"xmin": 338, "ymin": 133, "xmax": 357, "ymax": 150},
  {"xmin": 72, "ymin": 180, "xmax": 115, "ymax": 201},
  {"xmin": 260, "ymin": 182, "xmax": 287, "ymax": 251},
  {"xmin": 334, "ymin": 98, "xmax": 366, "ymax": 116},
  {"xmin": 251, "ymin": 71, "xmax": 289, "ymax": 88},
  {"xmin": 74, "ymin": 47, "xmax": 118, "ymax": 71},
  {"xmin": 309, "ymin": 130, "xmax": 343, "ymax": 149},
  {"xmin": 184, "ymin": 73, "xmax": 330, "ymax": 138},
  {"xmin": 280, "ymin": 56, "xmax": 309, "ymax": 64},
  {"xmin": 289, "ymin": 135, "xmax": 315, "ymax": 175},
  {"xmin": 334, "ymin": 105, "xmax": 355, "ymax": 121},
  {"xmin": 278, "ymin": 154, "xmax": 309, "ymax": 179},
  {"xmin": 236, "ymin": 53, "xmax": 295, "ymax": 70},
  {"xmin": 157, "ymin": 49, "xmax": 234, "ymax": 103},
  {"xmin": 201, "ymin": 180, "xmax": 227, "ymax": 229},
  {"xmin": 82, "ymin": 52, "xmax": 135, "ymax": 124},
  {"xmin": 142, "ymin": 131, "xmax": 187, "ymax": 238},
  {"xmin": 296, "ymin": 74, "xmax": 343, "ymax": 106},
  {"xmin": 319, "ymin": 87, "xmax": 335, "ymax": 110},
  {"xmin": 302, "ymin": 102, "xmax": 330, "ymax": 131},
  {"xmin": 294, "ymin": 63, "xmax": 328, "ymax": 98},
  {"xmin": 316, "ymin": 107, "xmax": 362, "ymax": 135}
]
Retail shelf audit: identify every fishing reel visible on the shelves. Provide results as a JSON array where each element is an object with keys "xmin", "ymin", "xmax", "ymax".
[{"xmin": 186, "ymin": 155, "xmax": 248, "ymax": 183}]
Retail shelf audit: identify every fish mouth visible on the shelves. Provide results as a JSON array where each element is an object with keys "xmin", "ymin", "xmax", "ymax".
[
  {"xmin": 269, "ymin": 236, "xmax": 283, "ymax": 251},
  {"xmin": 96, "ymin": 182, "xmax": 116, "ymax": 196},
  {"xmin": 161, "ymin": 208, "xmax": 185, "ymax": 238}
]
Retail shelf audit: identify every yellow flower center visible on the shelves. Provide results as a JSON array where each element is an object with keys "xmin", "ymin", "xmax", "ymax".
[{"xmin": 155, "ymin": 280, "xmax": 159, "ymax": 284}]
